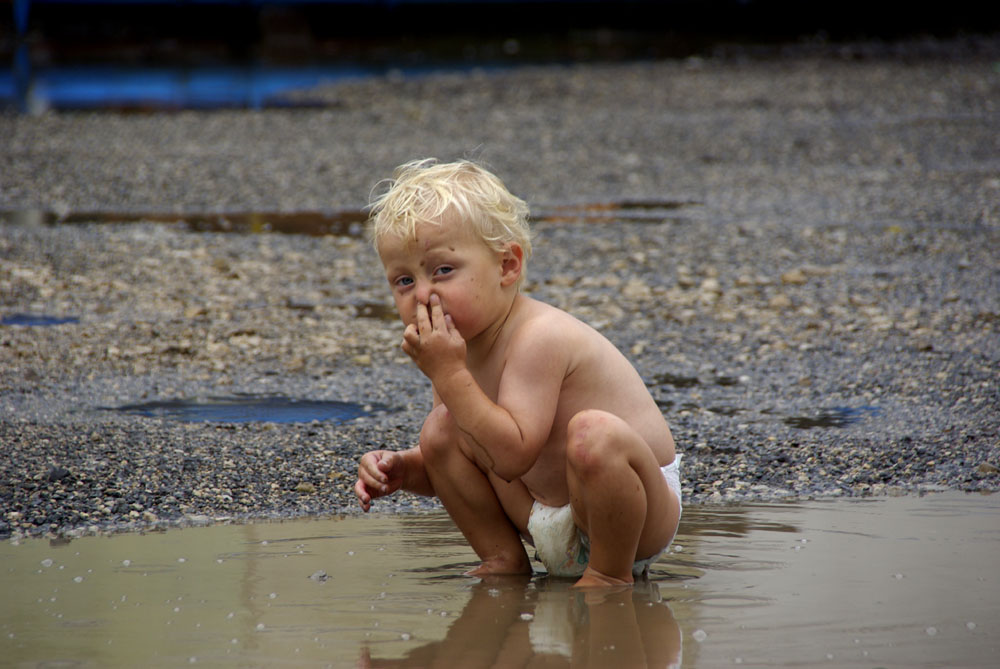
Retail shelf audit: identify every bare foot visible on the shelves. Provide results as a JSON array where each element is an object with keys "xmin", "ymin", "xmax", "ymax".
[
  {"xmin": 464, "ymin": 557, "xmax": 532, "ymax": 578},
  {"xmin": 572, "ymin": 565, "xmax": 634, "ymax": 589}
]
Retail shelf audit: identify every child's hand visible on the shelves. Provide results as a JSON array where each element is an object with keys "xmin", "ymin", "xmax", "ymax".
[
  {"xmin": 402, "ymin": 294, "xmax": 467, "ymax": 380},
  {"xmin": 355, "ymin": 450, "xmax": 406, "ymax": 512}
]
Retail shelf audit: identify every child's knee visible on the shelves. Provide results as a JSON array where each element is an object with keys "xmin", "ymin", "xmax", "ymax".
[
  {"xmin": 418, "ymin": 405, "xmax": 459, "ymax": 463},
  {"xmin": 566, "ymin": 409, "xmax": 621, "ymax": 473}
]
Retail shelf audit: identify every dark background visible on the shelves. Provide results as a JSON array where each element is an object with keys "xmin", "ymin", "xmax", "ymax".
[{"xmin": 6, "ymin": 0, "xmax": 1000, "ymax": 66}]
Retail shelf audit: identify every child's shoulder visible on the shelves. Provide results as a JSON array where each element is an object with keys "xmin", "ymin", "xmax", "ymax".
[
  {"xmin": 512, "ymin": 295, "xmax": 577, "ymax": 327},
  {"xmin": 507, "ymin": 296, "xmax": 595, "ymax": 349}
]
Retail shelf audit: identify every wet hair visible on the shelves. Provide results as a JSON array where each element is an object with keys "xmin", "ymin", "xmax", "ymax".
[{"xmin": 368, "ymin": 158, "xmax": 533, "ymax": 273}]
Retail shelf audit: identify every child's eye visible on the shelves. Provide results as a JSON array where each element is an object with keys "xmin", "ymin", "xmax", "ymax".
[
  {"xmin": 394, "ymin": 276, "xmax": 414, "ymax": 288},
  {"xmin": 434, "ymin": 266, "xmax": 454, "ymax": 277}
]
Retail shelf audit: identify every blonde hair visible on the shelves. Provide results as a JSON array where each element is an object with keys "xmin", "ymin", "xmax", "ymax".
[{"xmin": 368, "ymin": 159, "xmax": 533, "ymax": 269}]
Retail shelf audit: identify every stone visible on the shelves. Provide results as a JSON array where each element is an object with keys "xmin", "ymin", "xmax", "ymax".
[
  {"xmin": 781, "ymin": 269, "xmax": 808, "ymax": 285},
  {"xmin": 769, "ymin": 293, "xmax": 793, "ymax": 309},
  {"xmin": 46, "ymin": 466, "xmax": 72, "ymax": 482}
]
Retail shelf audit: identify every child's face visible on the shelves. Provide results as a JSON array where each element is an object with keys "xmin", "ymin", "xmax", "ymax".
[{"xmin": 377, "ymin": 214, "xmax": 509, "ymax": 342}]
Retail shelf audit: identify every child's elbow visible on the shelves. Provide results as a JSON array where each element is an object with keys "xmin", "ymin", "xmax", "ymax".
[
  {"xmin": 491, "ymin": 465, "xmax": 520, "ymax": 484},
  {"xmin": 490, "ymin": 451, "xmax": 536, "ymax": 483}
]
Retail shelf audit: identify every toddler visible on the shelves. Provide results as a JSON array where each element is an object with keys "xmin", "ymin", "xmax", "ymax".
[{"xmin": 354, "ymin": 159, "xmax": 681, "ymax": 587}]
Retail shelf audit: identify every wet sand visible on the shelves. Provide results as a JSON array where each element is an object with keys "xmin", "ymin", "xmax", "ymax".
[
  {"xmin": 1, "ymin": 37, "xmax": 999, "ymax": 538},
  {"xmin": 1, "ymin": 493, "xmax": 997, "ymax": 666}
]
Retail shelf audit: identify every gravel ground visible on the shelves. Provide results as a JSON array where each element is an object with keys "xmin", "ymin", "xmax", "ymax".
[{"xmin": 1, "ymin": 37, "xmax": 999, "ymax": 539}]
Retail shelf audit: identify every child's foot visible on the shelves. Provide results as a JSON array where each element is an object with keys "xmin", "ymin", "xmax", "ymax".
[
  {"xmin": 572, "ymin": 565, "xmax": 634, "ymax": 589},
  {"xmin": 464, "ymin": 557, "xmax": 532, "ymax": 577}
]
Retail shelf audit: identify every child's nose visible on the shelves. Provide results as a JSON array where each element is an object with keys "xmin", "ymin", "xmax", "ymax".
[{"xmin": 415, "ymin": 281, "xmax": 432, "ymax": 305}]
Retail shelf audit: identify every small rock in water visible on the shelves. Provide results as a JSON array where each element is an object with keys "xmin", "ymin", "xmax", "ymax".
[
  {"xmin": 308, "ymin": 570, "xmax": 328, "ymax": 582},
  {"xmin": 926, "ymin": 626, "xmax": 938, "ymax": 636},
  {"xmin": 692, "ymin": 629, "xmax": 708, "ymax": 643}
]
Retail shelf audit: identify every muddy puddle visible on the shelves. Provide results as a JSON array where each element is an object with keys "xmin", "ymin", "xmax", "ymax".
[
  {"xmin": 2, "ymin": 492, "xmax": 996, "ymax": 667},
  {"xmin": 0, "ymin": 209, "xmax": 370, "ymax": 237},
  {"xmin": 105, "ymin": 396, "xmax": 382, "ymax": 425},
  {"xmin": 0, "ymin": 200, "xmax": 699, "ymax": 237}
]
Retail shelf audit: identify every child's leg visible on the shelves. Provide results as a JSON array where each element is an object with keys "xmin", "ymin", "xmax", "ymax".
[
  {"xmin": 565, "ymin": 409, "xmax": 680, "ymax": 587},
  {"xmin": 419, "ymin": 405, "xmax": 532, "ymax": 576}
]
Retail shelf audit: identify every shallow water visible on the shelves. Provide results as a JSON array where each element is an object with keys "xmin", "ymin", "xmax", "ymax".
[
  {"xmin": 105, "ymin": 395, "xmax": 380, "ymax": 425},
  {"xmin": 2, "ymin": 492, "xmax": 996, "ymax": 667},
  {"xmin": 0, "ymin": 313, "xmax": 81, "ymax": 327}
]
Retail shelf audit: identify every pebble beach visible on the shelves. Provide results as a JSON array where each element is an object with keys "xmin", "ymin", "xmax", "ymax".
[{"xmin": 2, "ymin": 37, "xmax": 999, "ymax": 539}]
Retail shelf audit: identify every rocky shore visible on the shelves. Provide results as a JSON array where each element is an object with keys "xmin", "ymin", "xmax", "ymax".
[{"xmin": 2, "ymin": 38, "xmax": 999, "ymax": 539}]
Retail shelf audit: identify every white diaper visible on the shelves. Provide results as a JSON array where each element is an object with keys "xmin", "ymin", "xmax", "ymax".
[{"xmin": 526, "ymin": 455, "xmax": 683, "ymax": 577}]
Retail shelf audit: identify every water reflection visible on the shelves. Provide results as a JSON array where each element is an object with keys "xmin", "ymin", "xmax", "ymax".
[{"xmin": 360, "ymin": 579, "xmax": 681, "ymax": 669}]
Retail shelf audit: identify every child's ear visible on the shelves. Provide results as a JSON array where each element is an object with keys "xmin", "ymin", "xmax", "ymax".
[{"xmin": 499, "ymin": 243, "xmax": 524, "ymax": 287}]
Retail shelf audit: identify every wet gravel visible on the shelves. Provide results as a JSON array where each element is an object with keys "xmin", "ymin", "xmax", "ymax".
[{"xmin": 2, "ymin": 38, "xmax": 999, "ymax": 539}]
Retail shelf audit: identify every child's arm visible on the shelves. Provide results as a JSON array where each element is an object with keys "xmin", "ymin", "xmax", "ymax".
[
  {"xmin": 403, "ymin": 297, "xmax": 564, "ymax": 482},
  {"xmin": 354, "ymin": 447, "xmax": 434, "ymax": 511}
]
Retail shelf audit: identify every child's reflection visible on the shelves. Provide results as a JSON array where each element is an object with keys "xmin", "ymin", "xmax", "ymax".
[{"xmin": 359, "ymin": 578, "xmax": 682, "ymax": 668}]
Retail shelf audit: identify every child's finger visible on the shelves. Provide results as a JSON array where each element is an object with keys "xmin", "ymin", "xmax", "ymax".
[
  {"xmin": 401, "ymin": 325, "xmax": 419, "ymax": 360},
  {"xmin": 376, "ymin": 456, "xmax": 394, "ymax": 480},
  {"xmin": 415, "ymin": 301, "xmax": 431, "ymax": 336},
  {"xmin": 360, "ymin": 453, "xmax": 386, "ymax": 484},
  {"xmin": 367, "ymin": 454, "xmax": 388, "ymax": 482},
  {"xmin": 354, "ymin": 479, "xmax": 372, "ymax": 511},
  {"xmin": 403, "ymin": 323, "xmax": 419, "ymax": 344},
  {"xmin": 429, "ymin": 294, "xmax": 447, "ymax": 331}
]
